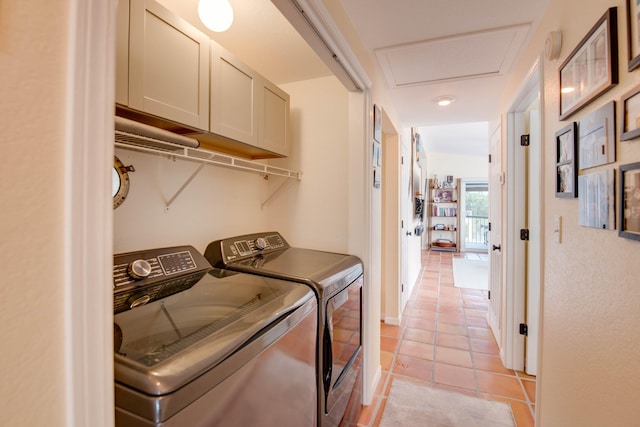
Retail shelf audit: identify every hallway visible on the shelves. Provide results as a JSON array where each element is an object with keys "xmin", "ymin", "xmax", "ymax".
[{"xmin": 358, "ymin": 250, "xmax": 535, "ymax": 427}]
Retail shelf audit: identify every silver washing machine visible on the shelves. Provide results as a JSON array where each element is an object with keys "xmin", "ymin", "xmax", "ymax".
[
  {"xmin": 113, "ymin": 245, "xmax": 317, "ymax": 426},
  {"xmin": 205, "ymin": 232, "xmax": 363, "ymax": 427}
]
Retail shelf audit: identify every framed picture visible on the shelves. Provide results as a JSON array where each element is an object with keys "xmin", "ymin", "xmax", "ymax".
[
  {"xmin": 579, "ymin": 101, "xmax": 616, "ymax": 169},
  {"xmin": 555, "ymin": 123, "xmax": 578, "ymax": 198},
  {"xmin": 620, "ymin": 85, "xmax": 640, "ymax": 140},
  {"xmin": 373, "ymin": 104, "xmax": 382, "ymax": 143},
  {"xmin": 619, "ymin": 162, "xmax": 640, "ymax": 240},
  {"xmin": 626, "ymin": 0, "xmax": 640, "ymax": 71},
  {"xmin": 435, "ymin": 189, "xmax": 454, "ymax": 202},
  {"xmin": 559, "ymin": 7, "xmax": 618, "ymax": 120},
  {"xmin": 372, "ymin": 142, "xmax": 382, "ymax": 167},
  {"xmin": 578, "ymin": 169, "xmax": 615, "ymax": 229}
]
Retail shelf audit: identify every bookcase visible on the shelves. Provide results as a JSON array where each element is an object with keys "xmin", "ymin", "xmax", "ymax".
[{"xmin": 427, "ymin": 177, "xmax": 461, "ymax": 252}]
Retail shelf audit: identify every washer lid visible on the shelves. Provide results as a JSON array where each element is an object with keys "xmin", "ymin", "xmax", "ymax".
[
  {"xmin": 114, "ymin": 269, "xmax": 313, "ymax": 396},
  {"xmin": 232, "ymin": 248, "xmax": 363, "ymax": 297}
]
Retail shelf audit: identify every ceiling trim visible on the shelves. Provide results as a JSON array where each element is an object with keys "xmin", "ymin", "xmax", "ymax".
[
  {"xmin": 271, "ymin": 0, "xmax": 371, "ymax": 91},
  {"xmin": 375, "ymin": 23, "xmax": 531, "ymax": 89}
]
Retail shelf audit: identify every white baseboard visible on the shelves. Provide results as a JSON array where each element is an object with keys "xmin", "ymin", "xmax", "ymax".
[{"xmin": 384, "ymin": 316, "xmax": 401, "ymax": 325}]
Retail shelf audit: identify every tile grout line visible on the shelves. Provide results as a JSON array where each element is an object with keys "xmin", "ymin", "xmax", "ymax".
[
  {"xmin": 370, "ymin": 255, "xmax": 428, "ymax": 427},
  {"xmin": 516, "ymin": 372, "xmax": 536, "ymax": 421},
  {"xmin": 431, "ymin": 250, "xmax": 442, "ymax": 387},
  {"xmin": 451, "ymin": 252, "xmax": 483, "ymax": 397},
  {"xmin": 367, "ymin": 250, "xmax": 536, "ymax": 427},
  {"xmin": 456, "ymin": 253, "xmax": 484, "ymax": 398}
]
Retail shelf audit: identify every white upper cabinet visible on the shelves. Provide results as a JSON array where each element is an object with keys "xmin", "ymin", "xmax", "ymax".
[
  {"xmin": 210, "ymin": 43, "xmax": 290, "ymax": 157},
  {"xmin": 259, "ymin": 80, "xmax": 290, "ymax": 156},
  {"xmin": 210, "ymin": 44, "xmax": 259, "ymax": 147},
  {"xmin": 116, "ymin": 0, "xmax": 290, "ymax": 158},
  {"xmin": 127, "ymin": 0, "xmax": 209, "ymax": 129}
]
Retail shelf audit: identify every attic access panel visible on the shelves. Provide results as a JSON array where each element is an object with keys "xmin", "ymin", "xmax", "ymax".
[{"xmin": 375, "ymin": 24, "xmax": 530, "ymax": 88}]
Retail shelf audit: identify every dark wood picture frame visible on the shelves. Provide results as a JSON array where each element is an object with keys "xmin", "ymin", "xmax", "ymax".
[
  {"xmin": 620, "ymin": 85, "xmax": 640, "ymax": 140},
  {"xmin": 626, "ymin": 0, "xmax": 640, "ymax": 71},
  {"xmin": 555, "ymin": 122, "xmax": 578, "ymax": 198},
  {"xmin": 619, "ymin": 162, "xmax": 640, "ymax": 240},
  {"xmin": 559, "ymin": 8, "xmax": 618, "ymax": 120}
]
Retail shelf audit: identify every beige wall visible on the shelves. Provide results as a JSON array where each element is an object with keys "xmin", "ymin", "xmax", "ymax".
[
  {"xmin": 113, "ymin": 147, "xmax": 272, "ymax": 253},
  {"xmin": 500, "ymin": 1, "xmax": 640, "ymax": 424},
  {"xmin": 269, "ymin": 76, "xmax": 351, "ymax": 252},
  {"xmin": 426, "ymin": 152, "xmax": 489, "ymax": 181},
  {"xmin": 0, "ymin": 1, "xmax": 70, "ymax": 425}
]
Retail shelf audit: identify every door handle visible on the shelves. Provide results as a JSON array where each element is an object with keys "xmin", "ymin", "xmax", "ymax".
[{"xmin": 492, "ymin": 244, "xmax": 501, "ymax": 252}]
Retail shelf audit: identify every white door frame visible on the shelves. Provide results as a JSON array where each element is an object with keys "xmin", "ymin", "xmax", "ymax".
[
  {"xmin": 504, "ymin": 57, "xmax": 543, "ymax": 373},
  {"xmin": 505, "ymin": 112, "xmax": 527, "ymax": 371},
  {"xmin": 65, "ymin": 0, "xmax": 115, "ymax": 425}
]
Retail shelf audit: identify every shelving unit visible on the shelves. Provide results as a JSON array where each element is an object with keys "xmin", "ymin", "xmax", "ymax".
[
  {"xmin": 115, "ymin": 128, "xmax": 302, "ymax": 210},
  {"xmin": 115, "ymin": 130, "xmax": 301, "ymax": 180},
  {"xmin": 427, "ymin": 177, "xmax": 461, "ymax": 252}
]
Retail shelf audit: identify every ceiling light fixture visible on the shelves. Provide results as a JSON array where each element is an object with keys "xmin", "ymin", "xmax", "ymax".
[
  {"xmin": 561, "ymin": 87, "xmax": 575, "ymax": 94},
  {"xmin": 198, "ymin": 0, "xmax": 234, "ymax": 32},
  {"xmin": 434, "ymin": 96, "xmax": 456, "ymax": 106}
]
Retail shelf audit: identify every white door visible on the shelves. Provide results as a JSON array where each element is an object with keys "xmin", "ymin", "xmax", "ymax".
[
  {"xmin": 487, "ymin": 125, "xmax": 503, "ymax": 349},
  {"xmin": 401, "ymin": 141, "xmax": 410, "ymax": 309}
]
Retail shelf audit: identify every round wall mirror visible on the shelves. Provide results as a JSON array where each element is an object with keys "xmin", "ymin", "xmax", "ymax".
[{"xmin": 113, "ymin": 156, "xmax": 132, "ymax": 209}]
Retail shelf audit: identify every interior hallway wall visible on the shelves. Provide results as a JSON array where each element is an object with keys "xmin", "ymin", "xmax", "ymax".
[
  {"xmin": 426, "ymin": 152, "xmax": 488, "ymax": 182},
  {"xmin": 1, "ymin": 1, "xmax": 71, "ymax": 425},
  {"xmin": 498, "ymin": 0, "xmax": 640, "ymax": 424}
]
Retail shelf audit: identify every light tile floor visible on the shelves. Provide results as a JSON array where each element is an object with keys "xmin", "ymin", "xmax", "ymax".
[{"xmin": 357, "ymin": 250, "xmax": 536, "ymax": 427}]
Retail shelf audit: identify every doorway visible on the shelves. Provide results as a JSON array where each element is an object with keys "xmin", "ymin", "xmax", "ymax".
[
  {"xmin": 503, "ymin": 59, "xmax": 543, "ymax": 376},
  {"xmin": 460, "ymin": 180, "xmax": 489, "ymax": 252}
]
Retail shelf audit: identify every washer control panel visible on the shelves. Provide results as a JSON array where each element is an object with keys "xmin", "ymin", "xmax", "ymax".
[
  {"xmin": 205, "ymin": 232, "xmax": 289, "ymax": 266},
  {"xmin": 113, "ymin": 246, "xmax": 211, "ymax": 314}
]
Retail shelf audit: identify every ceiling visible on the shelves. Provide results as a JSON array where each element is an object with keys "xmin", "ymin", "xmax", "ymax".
[{"xmin": 158, "ymin": 0, "xmax": 551, "ymax": 154}]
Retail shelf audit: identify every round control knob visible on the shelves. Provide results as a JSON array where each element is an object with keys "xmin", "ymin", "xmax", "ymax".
[
  {"xmin": 127, "ymin": 293, "xmax": 151, "ymax": 309},
  {"xmin": 127, "ymin": 259, "xmax": 152, "ymax": 280},
  {"xmin": 254, "ymin": 237, "xmax": 268, "ymax": 250}
]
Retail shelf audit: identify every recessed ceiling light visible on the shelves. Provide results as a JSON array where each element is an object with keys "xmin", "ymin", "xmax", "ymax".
[
  {"xmin": 434, "ymin": 96, "xmax": 456, "ymax": 106},
  {"xmin": 561, "ymin": 87, "xmax": 575, "ymax": 94}
]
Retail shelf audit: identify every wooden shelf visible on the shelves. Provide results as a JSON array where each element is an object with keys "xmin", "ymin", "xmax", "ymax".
[{"xmin": 427, "ymin": 178, "xmax": 461, "ymax": 252}]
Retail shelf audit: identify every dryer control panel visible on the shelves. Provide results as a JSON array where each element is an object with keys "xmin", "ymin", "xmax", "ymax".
[
  {"xmin": 113, "ymin": 245, "xmax": 211, "ymax": 314},
  {"xmin": 204, "ymin": 232, "xmax": 289, "ymax": 266}
]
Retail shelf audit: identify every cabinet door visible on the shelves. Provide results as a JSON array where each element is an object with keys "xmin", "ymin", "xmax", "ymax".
[
  {"xmin": 259, "ymin": 79, "xmax": 290, "ymax": 156},
  {"xmin": 210, "ymin": 43, "xmax": 259, "ymax": 146},
  {"xmin": 128, "ymin": 0, "xmax": 209, "ymax": 129},
  {"xmin": 115, "ymin": 0, "xmax": 130, "ymax": 105}
]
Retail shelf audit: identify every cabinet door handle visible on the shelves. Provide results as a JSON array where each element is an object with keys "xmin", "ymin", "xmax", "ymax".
[
  {"xmin": 406, "ymin": 231, "xmax": 412, "ymax": 236},
  {"xmin": 492, "ymin": 244, "xmax": 501, "ymax": 252}
]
